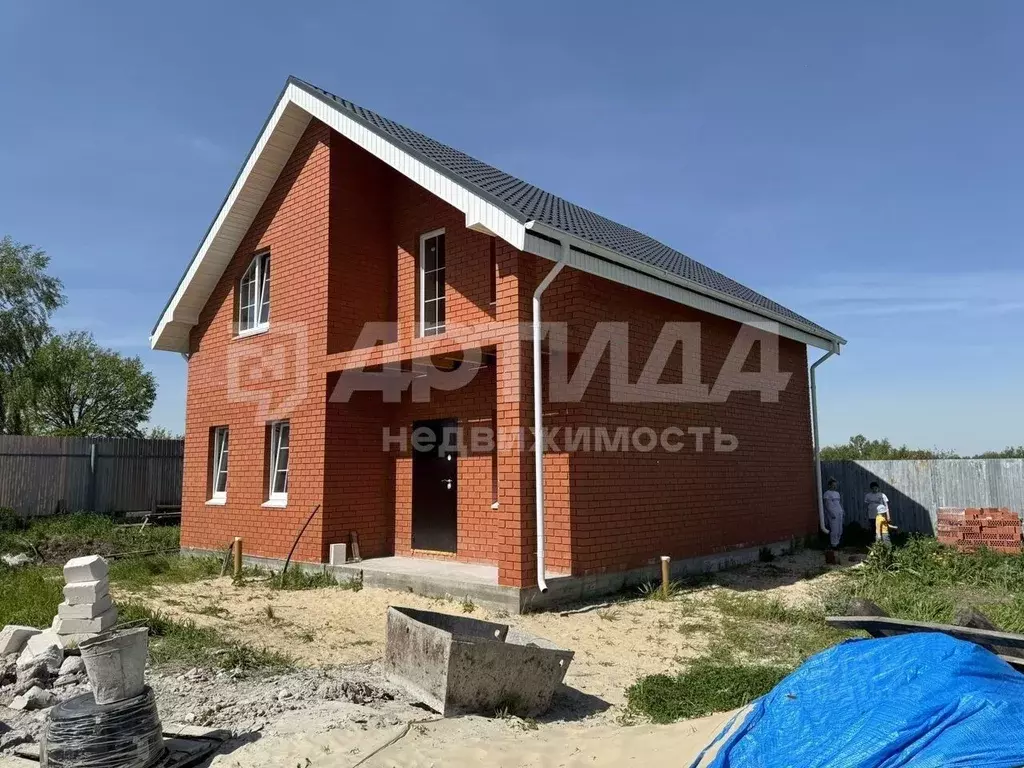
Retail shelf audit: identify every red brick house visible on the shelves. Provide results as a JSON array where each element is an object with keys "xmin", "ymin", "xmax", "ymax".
[{"xmin": 152, "ymin": 77, "xmax": 844, "ymax": 611}]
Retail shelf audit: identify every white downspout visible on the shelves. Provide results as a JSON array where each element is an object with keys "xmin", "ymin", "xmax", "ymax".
[
  {"xmin": 810, "ymin": 345, "xmax": 838, "ymax": 534},
  {"xmin": 533, "ymin": 241, "xmax": 570, "ymax": 593}
]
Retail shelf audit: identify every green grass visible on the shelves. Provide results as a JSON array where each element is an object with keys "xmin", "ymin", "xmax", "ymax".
[
  {"xmin": 626, "ymin": 537, "xmax": 1024, "ymax": 724},
  {"xmin": 271, "ymin": 568, "xmax": 338, "ymax": 590},
  {"xmin": 825, "ymin": 536, "xmax": 1024, "ymax": 631},
  {"xmin": 117, "ymin": 602, "xmax": 290, "ymax": 670},
  {"xmin": 0, "ymin": 563, "xmax": 63, "ymax": 627},
  {"xmin": 0, "ymin": 512, "xmax": 180, "ymax": 564},
  {"xmin": 109, "ymin": 554, "xmax": 221, "ymax": 591},
  {"xmin": 626, "ymin": 659, "xmax": 790, "ymax": 723}
]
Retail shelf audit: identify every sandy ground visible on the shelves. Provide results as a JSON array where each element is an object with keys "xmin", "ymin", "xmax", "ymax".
[
  {"xmin": 120, "ymin": 549, "xmax": 847, "ymax": 713},
  {"xmin": 56, "ymin": 549, "xmax": 847, "ymax": 767},
  {"xmin": 207, "ymin": 707, "xmax": 744, "ymax": 768}
]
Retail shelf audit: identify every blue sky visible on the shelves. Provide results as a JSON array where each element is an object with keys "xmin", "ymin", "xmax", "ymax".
[{"xmin": 1, "ymin": 1, "xmax": 1021, "ymax": 454}]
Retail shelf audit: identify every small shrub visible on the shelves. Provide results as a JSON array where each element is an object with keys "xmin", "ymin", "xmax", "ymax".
[
  {"xmin": 637, "ymin": 580, "xmax": 687, "ymax": 601},
  {"xmin": 626, "ymin": 658, "xmax": 790, "ymax": 723},
  {"xmin": 758, "ymin": 547, "xmax": 775, "ymax": 563},
  {"xmin": 0, "ymin": 507, "xmax": 20, "ymax": 533},
  {"xmin": 460, "ymin": 597, "xmax": 476, "ymax": 613}
]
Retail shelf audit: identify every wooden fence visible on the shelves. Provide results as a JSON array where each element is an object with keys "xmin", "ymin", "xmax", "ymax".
[
  {"xmin": 820, "ymin": 459, "xmax": 1024, "ymax": 534},
  {"xmin": 0, "ymin": 436, "xmax": 184, "ymax": 520}
]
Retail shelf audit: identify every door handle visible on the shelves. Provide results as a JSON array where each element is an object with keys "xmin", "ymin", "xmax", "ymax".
[{"xmin": 442, "ymin": 479, "xmax": 453, "ymax": 490}]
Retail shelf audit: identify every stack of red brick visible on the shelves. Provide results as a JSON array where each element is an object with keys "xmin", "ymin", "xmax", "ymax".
[{"xmin": 937, "ymin": 507, "xmax": 1023, "ymax": 554}]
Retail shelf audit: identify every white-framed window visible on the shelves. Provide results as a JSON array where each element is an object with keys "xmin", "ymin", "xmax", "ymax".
[
  {"xmin": 210, "ymin": 427, "xmax": 229, "ymax": 500},
  {"xmin": 419, "ymin": 229, "xmax": 446, "ymax": 336},
  {"xmin": 268, "ymin": 420, "xmax": 290, "ymax": 502},
  {"xmin": 238, "ymin": 251, "xmax": 271, "ymax": 335}
]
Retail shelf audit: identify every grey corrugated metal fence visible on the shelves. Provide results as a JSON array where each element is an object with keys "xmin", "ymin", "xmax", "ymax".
[
  {"xmin": 0, "ymin": 436, "xmax": 183, "ymax": 519},
  {"xmin": 820, "ymin": 459, "xmax": 1024, "ymax": 534}
]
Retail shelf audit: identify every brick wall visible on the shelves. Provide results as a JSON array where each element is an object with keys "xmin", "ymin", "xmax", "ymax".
[
  {"xmin": 528, "ymin": 261, "xmax": 817, "ymax": 578},
  {"xmin": 179, "ymin": 116, "xmax": 818, "ymax": 587},
  {"xmin": 181, "ymin": 120, "xmax": 332, "ymax": 562}
]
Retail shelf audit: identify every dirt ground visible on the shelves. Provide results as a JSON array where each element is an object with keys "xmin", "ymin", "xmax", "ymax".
[
  {"xmin": 120, "ymin": 549, "xmax": 846, "ymax": 713},
  {"xmin": 0, "ymin": 548, "xmax": 840, "ymax": 766}
]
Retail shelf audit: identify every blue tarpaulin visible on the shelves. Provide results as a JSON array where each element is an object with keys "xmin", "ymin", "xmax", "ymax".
[{"xmin": 698, "ymin": 633, "xmax": 1024, "ymax": 767}]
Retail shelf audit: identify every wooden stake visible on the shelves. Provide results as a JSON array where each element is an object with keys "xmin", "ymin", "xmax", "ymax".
[
  {"xmin": 233, "ymin": 537, "xmax": 243, "ymax": 578},
  {"xmin": 350, "ymin": 531, "xmax": 362, "ymax": 563},
  {"xmin": 660, "ymin": 555, "xmax": 671, "ymax": 598}
]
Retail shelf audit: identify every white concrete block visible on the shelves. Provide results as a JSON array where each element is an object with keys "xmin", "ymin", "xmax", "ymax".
[
  {"xmin": 53, "ymin": 605, "xmax": 117, "ymax": 635},
  {"xmin": 63, "ymin": 555, "xmax": 109, "ymax": 584},
  {"xmin": 0, "ymin": 625, "xmax": 41, "ymax": 656},
  {"xmin": 57, "ymin": 593, "xmax": 113, "ymax": 620},
  {"xmin": 329, "ymin": 543, "xmax": 347, "ymax": 566},
  {"xmin": 63, "ymin": 579, "xmax": 109, "ymax": 605}
]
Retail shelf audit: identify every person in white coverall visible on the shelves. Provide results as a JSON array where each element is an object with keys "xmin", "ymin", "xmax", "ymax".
[{"xmin": 823, "ymin": 478, "xmax": 844, "ymax": 549}]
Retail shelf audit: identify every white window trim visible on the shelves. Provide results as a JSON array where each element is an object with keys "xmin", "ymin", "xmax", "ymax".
[
  {"xmin": 237, "ymin": 251, "xmax": 271, "ymax": 336},
  {"xmin": 210, "ymin": 427, "xmax": 229, "ymax": 502},
  {"xmin": 268, "ymin": 420, "xmax": 290, "ymax": 503},
  {"xmin": 418, "ymin": 228, "xmax": 446, "ymax": 338}
]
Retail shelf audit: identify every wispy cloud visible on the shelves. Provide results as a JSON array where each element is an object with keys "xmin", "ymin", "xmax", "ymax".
[
  {"xmin": 770, "ymin": 271, "xmax": 1024, "ymax": 318},
  {"xmin": 179, "ymin": 134, "xmax": 230, "ymax": 163}
]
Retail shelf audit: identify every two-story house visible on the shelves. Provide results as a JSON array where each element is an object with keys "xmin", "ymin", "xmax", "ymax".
[{"xmin": 151, "ymin": 77, "xmax": 844, "ymax": 612}]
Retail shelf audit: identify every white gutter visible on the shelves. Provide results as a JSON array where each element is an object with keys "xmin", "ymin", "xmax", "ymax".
[
  {"xmin": 533, "ymin": 240, "xmax": 570, "ymax": 593},
  {"xmin": 810, "ymin": 345, "xmax": 839, "ymax": 534}
]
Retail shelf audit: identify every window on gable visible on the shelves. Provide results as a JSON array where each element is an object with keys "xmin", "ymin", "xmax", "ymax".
[
  {"xmin": 419, "ymin": 230, "xmax": 446, "ymax": 337},
  {"xmin": 268, "ymin": 420, "xmax": 290, "ymax": 502},
  {"xmin": 238, "ymin": 252, "xmax": 271, "ymax": 334},
  {"xmin": 210, "ymin": 427, "xmax": 229, "ymax": 500}
]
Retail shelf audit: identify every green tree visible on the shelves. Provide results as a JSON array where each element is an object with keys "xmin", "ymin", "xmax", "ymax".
[
  {"xmin": 821, "ymin": 434, "xmax": 960, "ymax": 461},
  {"xmin": 28, "ymin": 331, "xmax": 156, "ymax": 437},
  {"xmin": 146, "ymin": 425, "xmax": 183, "ymax": 440},
  {"xmin": 0, "ymin": 236, "xmax": 65, "ymax": 432},
  {"xmin": 973, "ymin": 446, "xmax": 1024, "ymax": 459}
]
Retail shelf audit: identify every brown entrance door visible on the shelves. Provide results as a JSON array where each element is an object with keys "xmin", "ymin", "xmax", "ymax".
[{"xmin": 411, "ymin": 418, "xmax": 458, "ymax": 552}]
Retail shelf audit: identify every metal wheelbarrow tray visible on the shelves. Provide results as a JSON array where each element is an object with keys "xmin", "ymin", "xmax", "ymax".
[{"xmin": 384, "ymin": 606, "xmax": 574, "ymax": 717}]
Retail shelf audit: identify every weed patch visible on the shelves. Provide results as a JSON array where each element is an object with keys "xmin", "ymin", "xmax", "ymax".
[
  {"xmin": 832, "ymin": 537, "xmax": 1024, "ymax": 630},
  {"xmin": 626, "ymin": 658, "xmax": 789, "ymax": 723},
  {"xmin": 117, "ymin": 602, "xmax": 290, "ymax": 670}
]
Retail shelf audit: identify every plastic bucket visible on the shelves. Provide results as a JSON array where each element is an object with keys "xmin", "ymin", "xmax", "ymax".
[{"xmin": 78, "ymin": 627, "xmax": 149, "ymax": 705}]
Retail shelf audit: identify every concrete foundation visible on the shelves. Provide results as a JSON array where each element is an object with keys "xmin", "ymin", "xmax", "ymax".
[
  {"xmin": 384, "ymin": 606, "xmax": 573, "ymax": 717},
  {"xmin": 182, "ymin": 538, "xmax": 795, "ymax": 614}
]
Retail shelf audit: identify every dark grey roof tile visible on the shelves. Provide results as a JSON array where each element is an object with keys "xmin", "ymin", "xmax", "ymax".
[{"xmin": 296, "ymin": 78, "xmax": 836, "ymax": 340}]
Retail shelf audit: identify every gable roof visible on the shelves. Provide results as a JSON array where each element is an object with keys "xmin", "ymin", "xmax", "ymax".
[{"xmin": 151, "ymin": 76, "xmax": 844, "ymax": 353}]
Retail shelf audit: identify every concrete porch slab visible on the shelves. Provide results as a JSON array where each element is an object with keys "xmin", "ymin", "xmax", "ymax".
[
  {"xmin": 337, "ymin": 556, "xmax": 498, "ymax": 586},
  {"xmin": 182, "ymin": 537, "xmax": 799, "ymax": 615},
  {"xmin": 330, "ymin": 556, "xmax": 519, "ymax": 613}
]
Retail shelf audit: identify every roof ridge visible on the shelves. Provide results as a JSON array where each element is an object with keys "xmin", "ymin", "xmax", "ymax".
[{"xmin": 292, "ymin": 77, "xmax": 836, "ymax": 339}]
